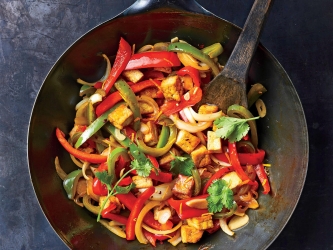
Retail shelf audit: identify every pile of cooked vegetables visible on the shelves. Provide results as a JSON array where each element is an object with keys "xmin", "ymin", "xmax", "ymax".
[{"xmin": 55, "ymin": 37, "xmax": 270, "ymax": 246}]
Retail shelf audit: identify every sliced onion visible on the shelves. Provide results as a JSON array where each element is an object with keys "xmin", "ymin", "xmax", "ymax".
[
  {"xmin": 99, "ymin": 219, "xmax": 126, "ymax": 239},
  {"xmin": 81, "ymin": 162, "xmax": 91, "ymax": 180},
  {"xmin": 75, "ymin": 98, "xmax": 89, "ymax": 110},
  {"xmin": 210, "ymin": 154, "xmax": 232, "ymax": 167},
  {"xmin": 142, "ymin": 221, "xmax": 182, "ymax": 235},
  {"xmin": 137, "ymin": 95, "xmax": 160, "ymax": 121},
  {"xmin": 182, "ymin": 107, "xmax": 196, "ymax": 123},
  {"xmin": 89, "ymin": 93, "xmax": 103, "ymax": 105},
  {"xmin": 114, "ymin": 128, "xmax": 126, "ymax": 141},
  {"xmin": 76, "ymin": 54, "xmax": 111, "ymax": 86},
  {"xmin": 139, "ymin": 182, "xmax": 174, "ymax": 201},
  {"xmin": 54, "ymin": 157, "xmax": 67, "ymax": 180},
  {"xmin": 189, "ymin": 107, "xmax": 223, "ymax": 122},
  {"xmin": 169, "ymin": 114, "xmax": 212, "ymax": 133}
]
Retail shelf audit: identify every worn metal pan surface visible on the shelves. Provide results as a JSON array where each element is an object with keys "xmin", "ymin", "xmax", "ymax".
[{"xmin": 27, "ymin": 0, "xmax": 308, "ymax": 249}]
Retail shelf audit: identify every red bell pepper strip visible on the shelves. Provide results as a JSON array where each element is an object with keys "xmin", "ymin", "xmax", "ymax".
[
  {"xmin": 56, "ymin": 128, "xmax": 107, "ymax": 163},
  {"xmin": 253, "ymin": 164, "xmax": 271, "ymax": 194},
  {"xmin": 126, "ymin": 186, "xmax": 155, "ymax": 240},
  {"xmin": 102, "ymin": 38, "xmax": 132, "ymax": 94},
  {"xmin": 125, "ymin": 51, "xmax": 181, "ymax": 70},
  {"xmin": 167, "ymin": 195, "xmax": 209, "ymax": 220},
  {"xmin": 228, "ymin": 141, "xmax": 253, "ymax": 182},
  {"xmin": 160, "ymin": 86, "xmax": 202, "ymax": 116},
  {"xmin": 144, "ymin": 70, "xmax": 165, "ymax": 80},
  {"xmin": 116, "ymin": 191, "xmax": 173, "ymax": 231},
  {"xmin": 96, "ymin": 79, "xmax": 161, "ymax": 116},
  {"xmin": 177, "ymin": 66, "xmax": 201, "ymax": 87},
  {"xmin": 238, "ymin": 149, "xmax": 265, "ymax": 165},
  {"xmin": 202, "ymin": 167, "xmax": 232, "ymax": 194},
  {"xmin": 101, "ymin": 210, "xmax": 128, "ymax": 225},
  {"xmin": 92, "ymin": 177, "xmax": 108, "ymax": 196},
  {"xmin": 143, "ymin": 229, "xmax": 175, "ymax": 247}
]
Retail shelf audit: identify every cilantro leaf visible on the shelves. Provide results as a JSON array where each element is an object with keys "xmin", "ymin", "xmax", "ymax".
[
  {"xmin": 170, "ymin": 153, "xmax": 195, "ymax": 176},
  {"xmin": 95, "ymin": 171, "xmax": 112, "ymax": 191},
  {"xmin": 130, "ymin": 158, "xmax": 155, "ymax": 177},
  {"xmin": 115, "ymin": 183, "xmax": 136, "ymax": 194},
  {"xmin": 206, "ymin": 179, "xmax": 234, "ymax": 213},
  {"xmin": 214, "ymin": 116, "xmax": 259, "ymax": 142}
]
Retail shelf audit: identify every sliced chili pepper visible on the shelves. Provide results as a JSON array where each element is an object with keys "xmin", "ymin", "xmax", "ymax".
[
  {"xmin": 167, "ymin": 195, "xmax": 209, "ymax": 220},
  {"xmin": 56, "ymin": 128, "xmax": 107, "ymax": 163},
  {"xmin": 228, "ymin": 141, "xmax": 253, "ymax": 183},
  {"xmin": 177, "ymin": 66, "xmax": 201, "ymax": 87},
  {"xmin": 96, "ymin": 79, "xmax": 161, "ymax": 117},
  {"xmin": 126, "ymin": 186, "xmax": 155, "ymax": 240},
  {"xmin": 116, "ymin": 191, "xmax": 173, "ymax": 230},
  {"xmin": 160, "ymin": 86, "xmax": 202, "ymax": 116},
  {"xmin": 253, "ymin": 164, "xmax": 271, "ymax": 194},
  {"xmin": 238, "ymin": 149, "xmax": 265, "ymax": 165},
  {"xmin": 92, "ymin": 177, "xmax": 108, "ymax": 196},
  {"xmin": 125, "ymin": 51, "xmax": 181, "ymax": 70},
  {"xmin": 103, "ymin": 37, "xmax": 132, "ymax": 94},
  {"xmin": 202, "ymin": 167, "xmax": 232, "ymax": 194}
]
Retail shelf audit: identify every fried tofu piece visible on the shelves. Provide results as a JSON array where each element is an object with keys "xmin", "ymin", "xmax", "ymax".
[
  {"xmin": 138, "ymin": 102, "xmax": 154, "ymax": 114},
  {"xmin": 107, "ymin": 104, "xmax": 133, "ymax": 129},
  {"xmin": 132, "ymin": 176, "xmax": 153, "ymax": 188},
  {"xmin": 198, "ymin": 104, "xmax": 219, "ymax": 114},
  {"xmin": 181, "ymin": 225, "xmax": 204, "ymax": 243},
  {"xmin": 160, "ymin": 75, "xmax": 183, "ymax": 101},
  {"xmin": 141, "ymin": 121, "xmax": 159, "ymax": 146},
  {"xmin": 175, "ymin": 130, "xmax": 201, "ymax": 154},
  {"xmin": 191, "ymin": 144, "xmax": 211, "ymax": 168},
  {"xmin": 186, "ymin": 214, "xmax": 214, "ymax": 230},
  {"xmin": 222, "ymin": 171, "xmax": 242, "ymax": 189},
  {"xmin": 207, "ymin": 131, "xmax": 222, "ymax": 153},
  {"xmin": 172, "ymin": 174, "xmax": 194, "ymax": 199},
  {"xmin": 122, "ymin": 69, "xmax": 144, "ymax": 83},
  {"xmin": 180, "ymin": 75, "xmax": 194, "ymax": 91},
  {"xmin": 138, "ymin": 87, "xmax": 160, "ymax": 98},
  {"xmin": 159, "ymin": 147, "xmax": 180, "ymax": 170}
]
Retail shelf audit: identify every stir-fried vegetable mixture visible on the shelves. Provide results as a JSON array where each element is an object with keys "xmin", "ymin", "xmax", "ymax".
[{"xmin": 55, "ymin": 37, "xmax": 271, "ymax": 246}]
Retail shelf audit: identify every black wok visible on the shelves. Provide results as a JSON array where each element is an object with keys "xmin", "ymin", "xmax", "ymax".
[{"xmin": 27, "ymin": 0, "xmax": 308, "ymax": 249}]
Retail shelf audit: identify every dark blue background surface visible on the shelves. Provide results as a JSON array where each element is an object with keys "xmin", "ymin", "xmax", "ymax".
[{"xmin": 0, "ymin": 0, "xmax": 331, "ymax": 249}]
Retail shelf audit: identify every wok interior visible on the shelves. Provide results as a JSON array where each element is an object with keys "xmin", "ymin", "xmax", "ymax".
[{"xmin": 28, "ymin": 9, "xmax": 308, "ymax": 250}]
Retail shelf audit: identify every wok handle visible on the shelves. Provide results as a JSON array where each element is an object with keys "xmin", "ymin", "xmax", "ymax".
[
  {"xmin": 221, "ymin": 0, "xmax": 274, "ymax": 83},
  {"xmin": 122, "ymin": 0, "xmax": 211, "ymax": 16}
]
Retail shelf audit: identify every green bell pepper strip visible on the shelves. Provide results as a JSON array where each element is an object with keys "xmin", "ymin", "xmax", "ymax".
[
  {"xmin": 156, "ymin": 125, "xmax": 169, "ymax": 148},
  {"xmin": 168, "ymin": 42, "xmax": 220, "ymax": 76},
  {"xmin": 247, "ymin": 83, "xmax": 267, "ymax": 108},
  {"xmin": 74, "ymin": 101, "xmax": 125, "ymax": 149},
  {"xmin": 227, "ymin": 104, "xmax": 258, "ymax": 149},
  {"xmin": 191, "ymin": 168, "xmax": 201, "ymax": 196},
  {"xmin": 107, "ymin": 147, "xmax": 129, "ymax": 184},
  {"xmin": 212, "ymin": 202, "xmax": 238, "ymax": 219},
  {"xmin": 86, "ymin": 101, "xmax": 96, "ymax": 125},
  {"xmin": 135, "ymin": 118, "xmax": 177, "ymax": 157},
  {"xmin": 114, "ymin": 79, "xmax": 142, "ymax": 131},
  {"xmin": 63, "ymin": 169, "xmax": 82, "ymax": 199},
  {"xmin": 201, "ymin": 43, "xmax": 224, "ymax": 58}
]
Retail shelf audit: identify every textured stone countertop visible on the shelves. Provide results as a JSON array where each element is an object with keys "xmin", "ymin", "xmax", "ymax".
[{"xmin": 1, "ymin": 0, "xmax": 332, "ymax": 249}]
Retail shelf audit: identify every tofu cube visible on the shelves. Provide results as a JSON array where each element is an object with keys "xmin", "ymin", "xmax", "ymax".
[
  {"xmin": 172, "ymin": 174, "xmax": 194, "ymax": 199},
  {"xmin": 190, "ymin": 144, "xmax": 211, "ymax": 168},
  {"xmin": 107, "ymin": 104, "xmax": 133, "ymax": 129},
  {"xmin": 198, "ymin": 104, "xmax": 219, "ymax": 114},
  {"xmin": 207, "ymin": 131, "xmax": 222, "ymax": 153},
  {"xmin": 142, "ymin": 121, "xmax": 159, "ymax": 146},
  {"xmin": 132, "ymin": 176, "xmax": 153, "ymax": 188},
  {"xmin": 181, "ymin": 225, "xmax": 204, "ymax": 243},
  {"xmin": 122, "ymin": 69, "xmax": 144, "ymax": 83},
  {"xmin": 222, "ymin": 171, "xmax": 242, "ymax": 189},
  {"xmin": 175, "ymin": 130, "xmax": 201, "ymax": 154},
  {"xmin": 160, "ymin": 75, "xmax": 183, "ymax": 101},
  {"xmin": 186, "ymin": 214, "xmax": 214, "ymax": 230},
  {"xmin": 138, "ymin": 87, "xmax": 159, "ymax": 98}
]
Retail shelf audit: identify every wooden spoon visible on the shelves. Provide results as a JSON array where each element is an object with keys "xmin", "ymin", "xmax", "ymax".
[{"xmin": 198, "ymin": 0, "xmax": 273, "ymax": 113}]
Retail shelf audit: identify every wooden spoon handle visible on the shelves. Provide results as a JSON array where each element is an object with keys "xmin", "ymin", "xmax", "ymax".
[{"xmin": 222, "ymin": 0, "xmax": 274, "ymax": 83}]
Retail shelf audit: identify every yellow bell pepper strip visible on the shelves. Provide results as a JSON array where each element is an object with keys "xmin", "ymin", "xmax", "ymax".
[
  {"xmin": 74, "ymin": 102, "xmax": 125, "ymax": 149},
  {"xmin": 135, "ymin": 118, "xmax": 177, "ymax": 157},
  {"xmin": 96, "ymin": 79, "xmax": 162, "ymax": 117},
  {"xmin": 176, "ymin": 53, "xmax": 210, "ymax": 71},
  {"xmin": 168, "ymin": 42, "xmax": 220, "ymax": 76},
  {"xmin": 227, "ymin": 104, "xmax": 259, "ymax": 149},
  {"xmin": 63, "ymin": 169, "xmax": 82, "ymax": 199},
  {"xmin": 125, "ymin": 51, "xmax": 181, "ymax": 70},
  {"xmin": 201, "ymin": 43, "xmax": 224, "ymax": 58},
  {"xmin": 56, "ymin": 128, "xmax": 107, "ymax": 163},
  {"xmin": 114, "ymin": 79, "xmax": 141, "ymax": 131},
  {"xmin": 102, "ymin": 37, "xmax": 132, "ymax": 94}
]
